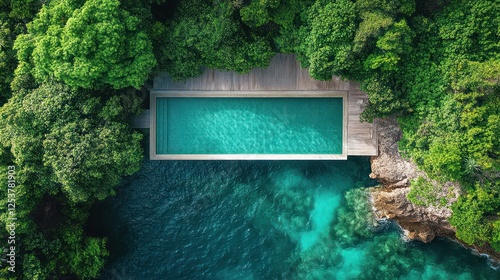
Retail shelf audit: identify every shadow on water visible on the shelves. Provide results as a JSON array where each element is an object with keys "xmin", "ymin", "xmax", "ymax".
[{"xmin": 87, "ymin": 176, "xmax": 139, "ymax": 261}]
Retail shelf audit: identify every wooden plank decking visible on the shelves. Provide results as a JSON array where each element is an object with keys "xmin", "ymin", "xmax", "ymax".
[
  {"xmin": 347, "ymin": 82, "xmax": 378, "ymax": 156},
  {"xmin": 154, "ymin": 54, "xmax": 350, "ymax": 91},
  {"xmin": 131, "ymin": 110, "xmax": 150, "ymax": 129},
  {"xmin": 138, "ymin": 54, "xmax": 378, "ymax": 158}
]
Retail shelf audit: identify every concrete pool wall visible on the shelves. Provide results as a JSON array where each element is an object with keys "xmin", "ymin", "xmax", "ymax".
[{"xmin": 150, "ymin": 90, "xmax": 348, "ymax": 160}]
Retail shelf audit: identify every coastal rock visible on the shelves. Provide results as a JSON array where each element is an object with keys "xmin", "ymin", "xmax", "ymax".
[
  {"xmin": 368, "ymin": 118, "xmax": 457, "ymax": 242},
  {"xmin": 370, "ymin": 185, "xmax": 455, "ymax": 242},
  {"xmin": 368, "ymin": 118, "xmax": 500, "ymax": 263},
  {"xmin": 369, "ymin": 118, "xmax": 425, "ymax": 186}
]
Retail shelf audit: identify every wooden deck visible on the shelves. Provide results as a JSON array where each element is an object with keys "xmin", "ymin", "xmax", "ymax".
[
  {"xmin": 154, "ymin": 54, "xmax": 349, "ymax": 91},
  {"xmin": 138, "ymin": 54, "xmax": 378, "ymax": 158},
  {"xmin": 347, "ymin": 82, "xmax": 378, "ymax": 156},
  {"xmin": 131, "ymin": 110, "xmax": 150, "ymax": 129}
]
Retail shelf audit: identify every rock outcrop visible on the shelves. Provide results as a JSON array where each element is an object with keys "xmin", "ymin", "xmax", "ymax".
[
  {"xmin": 368, "ymin": 118, "xmax": 500, "ymax": 262},
  {"xmin": 368, "ymin": 118, "xmax": 459, "ymax": 242}
]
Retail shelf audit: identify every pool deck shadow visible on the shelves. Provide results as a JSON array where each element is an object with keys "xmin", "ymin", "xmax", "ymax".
[{"xmin": 135, "ymin": 54, "xmax": 378, "ymax": 159}]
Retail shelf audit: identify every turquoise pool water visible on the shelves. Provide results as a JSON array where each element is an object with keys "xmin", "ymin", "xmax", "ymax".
[
  {"xmin": 156, "ymin": 97, "xmax": 343, "ymax": 154},
  {"xmin": 92, "ymin": 159, "xmax": 500, "ymax": 279}
]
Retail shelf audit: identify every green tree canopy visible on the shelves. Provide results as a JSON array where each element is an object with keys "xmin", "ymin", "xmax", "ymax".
[
  {"xmin": 450, "ymin": 186, "xmax": 500, "ymax": 251},
  {"xmin": 159, "ymin": 0, "xmax": 275, "ymax": 81},
  {"xmin": 14, "ymin": 0, "xmax": 156, "ymax": 89},
  {"xmin": 0, "ymin": 14, "xmax": 16, "ymax": 104},
  {"xmin": 0, "ymin": 81, "xmax": 143, "ymax": 277},
  {"xmin": 302, "ymin": 0, "xmax": 356, "ymax": 80},
  {"xmin": 353, "ymin": 0, "xmax": 415, "ymax": 52},
  {"xmin": 0, "ymin": 82, "xmax": 143, "ymax": 202},
  {"xmin": 0, "ymin": 0, "xmax": 43, "ymax": 104},
  {"xmin": 240, "ymin": 0, "xmax": 313, "ymax": 30}
]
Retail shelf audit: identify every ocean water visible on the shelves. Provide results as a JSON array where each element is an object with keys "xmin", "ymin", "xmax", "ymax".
[
  {"xmin": 92, "ymin": 158, "xmax": 500, "ymax": 279},
  {"xmin": 156, "ymin": 98, "xmax": 343, "ymax": 154}
]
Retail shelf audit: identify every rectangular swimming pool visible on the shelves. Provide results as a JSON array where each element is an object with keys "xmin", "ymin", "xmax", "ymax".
[{"xmin": 150, "ymin": 91, "xmax": 347, "ymax": 160}]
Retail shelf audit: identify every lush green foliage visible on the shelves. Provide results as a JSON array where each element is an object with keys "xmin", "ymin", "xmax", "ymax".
[
  {"xmin": 240, "ymin": 0, "xmax": 313, "ymax": 59},
  {"xmin": 158, "ymin": 0, "xmax": 274, "ymax": 81},
  {"xmin": 240, "ymin": 0, "xmax": 306, "ymax": 28},
  {"xmin": 0, "ymin": 0, "xmax": 42, "ymax": 105},
  {"xmin": 406, "ymin": 177, "xmax": 455, "ymax": 207},
  {"xmin": 1, "ymin": 82, "xmax": 143, "ymax": 202},
  {"xmin": 0, "ymin": 82, "xmax": 144, "ymax": 278},
  {"xmin": 450, "ymin": 185, "xmax": 500, "ymax": 251},
  {"xmin": 303, "ymin": 0, "xmax": 357, "ymax": 80},
  {"xmin": 0, "ymin": 13, "xmax": 17, "ymax": 104},
  {"xmin": 353, "ymin": 0, "xmax": 415, "ymax": 120},
  {"xmin": 0, "ymin": 189, "xmax": 110, "ymax": 279},
  {"xmin": 14, "ymin": 0, "xmax": 156, "ymax": 89},
  {"xmin": 1, "ymin": 0, "xmax": 150, "ymax": 278},
  {"xmin": 393, "ymin": 0, "xmax": 500, "ymax": 250}
]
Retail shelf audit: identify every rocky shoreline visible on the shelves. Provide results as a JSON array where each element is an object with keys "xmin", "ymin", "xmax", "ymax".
[{"xmin": 368, "ymin": 118, "xmax": 500, "ymax": 262}]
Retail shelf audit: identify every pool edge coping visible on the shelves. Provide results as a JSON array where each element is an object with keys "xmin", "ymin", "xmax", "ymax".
[{"xmin": 150, "ymin": 90, "xmax": 348, "ymax": 160}]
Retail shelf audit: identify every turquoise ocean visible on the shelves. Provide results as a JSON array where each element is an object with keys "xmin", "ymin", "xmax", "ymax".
[{"xmin": 92, "ymin": 158, "xmax": 500, "ymax": 279}]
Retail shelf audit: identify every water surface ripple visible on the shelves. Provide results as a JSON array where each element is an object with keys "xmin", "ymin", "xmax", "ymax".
[{"xmin": 94, "ymin": 159, "xmax": 500, "ymax": 279}]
